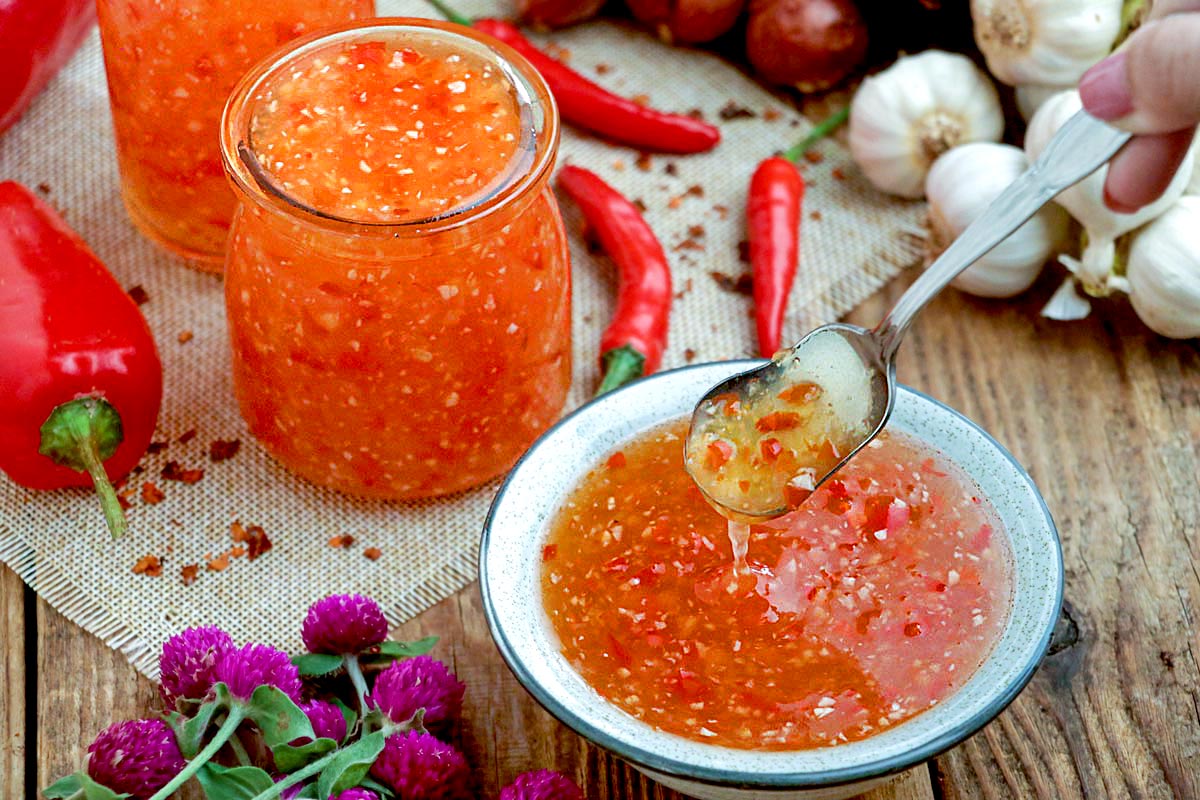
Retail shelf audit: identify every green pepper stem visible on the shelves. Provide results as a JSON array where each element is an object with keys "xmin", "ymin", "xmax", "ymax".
[
  {"xmin": 147, "ymin": 706, "xmax": 246, "ymax": 800},
  {"xmin": 345, "ymin": 654, "xmax": 370, "ymax": 718},
  {"xmin": 423, "ymin": 0, "xmax": 473, "ymax": 26},
  {"xmin": 781, "ymin": 106, "xmax": 850, "ymax": 163},
  {"xmin": 38, "ymin": 397, "xmax": 128, "ymax": 538},
  {"xmin": 596, "ymin": 346, "xmax": 647, "ymax": 396}
]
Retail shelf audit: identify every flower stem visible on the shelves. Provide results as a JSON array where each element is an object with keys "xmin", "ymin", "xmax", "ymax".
[
  {"xmin": 228, "ymin": 732, "xmax": 252, "ymax": 766},
  {"xmin": 345, "ymin": 654, "xmax": 370, "ymax": 717},
  {"xmin": 248, "ymin": 749, "xmax": 339, "ymax": 800},
  {"xmin": 147, "ymin": 706, "xmax": 246, "ymax": 800}
]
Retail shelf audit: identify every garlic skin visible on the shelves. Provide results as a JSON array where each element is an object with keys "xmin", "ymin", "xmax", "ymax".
[
  {"xmin": 971, "ymin": 0, "xmax": 1122, "ymax": 87},
  {"xmin": 1124, "ymin": 197, "xmax": 1200, "ymax": 338},
  {"xmin": 1015, "ymin": 83, "xmax": 1069, "ymax": 122},
  {"xmin": 926, "ymin": 142, "xmax": 1068, "ymax": 297},
  {"xmin": 849, "ymin": 51, "xmax": 1004, "ymax": 199},
  {"xmin": 1024, "ymin": 90, "xmax": 1194, "ymax": 295}
]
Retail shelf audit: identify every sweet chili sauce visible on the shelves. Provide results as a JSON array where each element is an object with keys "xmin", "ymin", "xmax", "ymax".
[
  {"xmin": 96, "ymin": 0, "xmax": 374, "ymax": 265},
  {"xmin": 220, "ymin": 20, "xmax": 570, "ymax": 499},
  {"xmin": 543, "ymin": 420, "xmax": 1012, "ymax": 750}
]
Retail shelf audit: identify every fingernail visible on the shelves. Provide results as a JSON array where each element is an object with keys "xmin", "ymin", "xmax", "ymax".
[
  {"xmin": 1103, "ymin": 184, "xmax": 1140, "ymax": 214},
  {"xmin": 1080, "ymin": 52, "xmax": 1134, "ymax": 121}
]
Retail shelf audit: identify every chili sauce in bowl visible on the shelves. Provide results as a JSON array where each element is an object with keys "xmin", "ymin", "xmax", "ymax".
[
  {"xmin": 481, "ymin": 361, "xmax": 1062, "ymax": 800},
  {"xmin": 543, "ymin": 421, "xmax": 1012, "ymax": 751}
]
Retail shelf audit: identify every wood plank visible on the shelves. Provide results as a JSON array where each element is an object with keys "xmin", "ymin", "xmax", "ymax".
[
  {"xmin": 845, "ymin": 273, "xmax": 1200, "ymax": 799},
  {"xmin": 0, "ymin": 566, "xmax": 25, "ymax": 799}
]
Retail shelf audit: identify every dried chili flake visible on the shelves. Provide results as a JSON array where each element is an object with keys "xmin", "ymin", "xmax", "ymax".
[
  {"xmin": 713, "ymin": 204, "xmax": 729, "ymax": 220},
  {"xmin": 632, "ymin": 94, "xmax": 650, "ymax": 106},
  {"xmin": 763, "ymin": 108, "xmax": 782, "ymax": 122},
  {"xmin": 146, "ymin": 440, "xmax": 168, "ymax": 455},
  {"xmin": 636, "ymin": 153, "xmax": 653, "ymax": 172},
  {"xmin": 675, "ymin": 238, "xmax": 704, "ymax": 252},
  {"xmin": 363, "ymin": 547, "xmax": 383, "ymax": 561},
  {"xmin": 664, "ymin": 162, "xmax": 678, "ymax": 176},
  {"xmin": 161, "ymin": 461, "xmax": 204, "ymax": 483},
  {"xmin": 737, "ymin": 240, "xmax": 751, "ymax": 263},
  {"xmin": 831, "ymin": 167, "xmax": 847, "ymax": 181},
  {"xmin": 612, "ymin": 159, "xmax": 626, "ymax": 171},
  {"xmin": 141, "ymin": 482, "xmax": 166, "ymax": 504},
  {"xmin": 36, "ymin": 182, "xmax": 52, "ymax": 195},
  {"xmin": 133, "ymin": 555, "xmax": 162, "ymax": 577},
  {"xmin": 209, "ymin": 439, "xmax": 241, "ymax": 462},
  {"xmin": 684, "ymin": 348, "xmax": 697, "ymax": 363},
  {"xmin": 810, "ymin": 210, "xmax": 823, "ymax": 221},
  {"xmin": 688, "ymin": 224, "xmax": 705, "ymax": 239},
  {"xmin": 710, "ymin": 271, "xmax": 754, "ymax": 296},
  {"xmin": 686, "ymin": 108, "xmax": 705, "ymax": 120},
  {"xmin": 230, "ymin": 520, "xmax": 249, "ymax": 542},
  {"xmin": 177, "ymin": 429, "xmax": 197, "ymax": 444},
  {"xmin": 668, "ymin": 196, "xmax": 683, "ymax": 210},
  {"xmin": 180, "ymin": 564, "xmax": 199, "ymax": 586},
  {"xmin": 632, "ymin": 198, "xmax": 648, "ymax": 213},
  {"xmin": 718, "ymin": 101, "xmax": 756, "ymax": 120},
  {"xmin": 117, "ymin": 494, "xmax": 133, "ymax": 512},
  {"xmin": 127, "ymin": 285, "xmax": 149, "ymax": 305},
  {"xmin": 595, "ymin": 63, "xmax": 612, "ymax": 75},
  {"xmin": 685, "ymin": 184, "xmax": 704, "ymax": 197},
  {"xmin": 177, "ymin": 331, "xmax": 194, "ymax": 344},
  {"xmin": 245, "ymin": 525, "xmax": 272, "ymax": 560},
  {"xmin": 804, "ymin": 150, "xmax": 824, "ymax": 164},
  {"xmin": 207, "ymin": 554, "xmax": 230, "ymax": 572},
  {"xmin": 328, "ymin": 534, "xmax": 356, "ymax": 549},
  {"xmin": 230, "ymin": 545, "xmax": 247, "ymax": 558}
]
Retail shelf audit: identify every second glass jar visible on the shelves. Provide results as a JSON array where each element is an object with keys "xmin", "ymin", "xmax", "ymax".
[
  {"xmin": 220, "ymin": 19, "xmax": 572, "ymax": 499},
  {"xmin": 96, "ymin": 0, "xmax": 375, "ymax": 267}
]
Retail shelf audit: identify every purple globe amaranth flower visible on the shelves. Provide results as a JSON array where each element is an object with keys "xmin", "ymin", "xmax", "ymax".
[
  {"xmin": 215, "ymin": 642, "xmax": 303, "ymax": 702},
  {"xmin": 370, "ymin": 731, "xmax": 470, "ymax": 800},
  {"xmin": 500, "ymin": 770, "xmax": 585, "ymax": 800},
  {"xmin": 300, "ymin": 699, "xmax": 348, "ymax": 743},
  {"xmin": 371, "ymin": 655, "xmax": 465, "ymax": 730},
  {"xmin": 332, "ymin": 791, "xmax": 379, "ymax": 800},
  {"xmin": 302, "ymin": 594, "xmax": 388, "ymax": 655},
  {"xmin": 86, "ymin": 719, "xmax": 186, "ymax": 800},
  {"xmin": 159, "ymin": 625, "xmax": 233, "ymax": 711}
]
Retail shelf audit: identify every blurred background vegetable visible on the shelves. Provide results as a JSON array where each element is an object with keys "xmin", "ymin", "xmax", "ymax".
[
  {"xmin": 515, "ymin": 0, "xmax": 607, "ymax": 28},
  {"xmin": 627, "ymin": 0, "xmax": 746, "ymax": 44},
  {"xmin": 745, "ymin": 0, "xmax": 868, "ymax": 91}
]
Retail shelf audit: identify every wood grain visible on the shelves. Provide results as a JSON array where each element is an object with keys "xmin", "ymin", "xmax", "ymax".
[
  {"xmin": 845, "ymin": 272, "xmax": 1200, "ymax": 800},
  {"xmin": 1, "ymin": 566, "xmax": 25, "ymax": 799}
]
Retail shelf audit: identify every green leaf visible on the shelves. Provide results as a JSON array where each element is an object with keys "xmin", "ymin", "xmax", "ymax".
[
  {"xmin": 195, "ymin": 763, "xmax": 275, "ymax": 800},
  {"xmin": 80, "ymin": 771, "xmax": 132, "ymax": 800},
  {"xmin": 271, "ymin": 737, "xmax": 338, "ymax": 773},
  {"xmin": 245, "ymin": 685, "xmax": 314, "ymax": 748},
  {"xmin": 291, "ymin": 653, "xmax": 345, "ymax": 677},
  {"xmin": 377, "ymin": 637, "xmax": 437, "ymax": 658},
  {"xmin": 316, "ymin": 730, "xmax": 386, "ymax": 799},
  {"xmin": 359, "ymin": 775, "xmax": 397, "ymax": 798},
  {"xmin": 42, "ymin": 773, "xmax": 82, "ymax": 799},
  {"xmin": 178, "ymin": 691, "xmax": 227, "ymax": 760}
]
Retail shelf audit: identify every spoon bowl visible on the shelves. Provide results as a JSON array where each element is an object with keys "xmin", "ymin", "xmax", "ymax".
[{"xmin": 687, "ymin": 110, "xmax": 1131, "ymax": 519}]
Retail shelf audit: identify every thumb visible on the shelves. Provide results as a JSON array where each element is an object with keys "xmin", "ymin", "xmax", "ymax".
[{"xmin": 1080, "ymin": 14, "xmax": 1200, "ymax": 133}]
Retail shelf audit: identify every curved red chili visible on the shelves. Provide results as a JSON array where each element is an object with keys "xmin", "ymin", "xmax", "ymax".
[
  {"xmin": 748, "ymin": 156, "xmax": 805, "ymax": 357},
  {"xmin": 426, "ymin": 0, "xmax": 720, "ymax": 154},
  {"xmin": 558, "ymin": 166, "xmax": 673, "ymax": 395},
  {"xmin": 0, "ymin": 181, "xmax": 163, "ymax": 537},
  {"xmin": 747, "ymin": 107, "xmax": 848, "ymax": 357}
]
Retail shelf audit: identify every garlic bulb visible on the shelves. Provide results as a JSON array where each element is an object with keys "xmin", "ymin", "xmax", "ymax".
[
  {"xmin": 1124, "ymin": 197, "xmax": 1200, "ymax": 338},
  {"xmin": 1024, "ymin": 89, "xmax": 1194, "ymax": 295},
  {"xmin": 971, "ymin": 0, "xmax": 1122, "ymax": 87},
  {"xmin": 926, "ymin": 142, "xmax": 1068, "ymax": 297},
  {"xmin": 1015, "ymin": 83, "xmax": 1069, "ymax": 122},
  {"xmin": 849, "ymin": 51, "xmax": 1004, "ymax": 199}
]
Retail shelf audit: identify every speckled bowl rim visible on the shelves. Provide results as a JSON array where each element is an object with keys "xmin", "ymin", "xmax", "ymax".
[{"xmin": 480, "ymin": 359, "xmax": 1064, "ymax": 789}]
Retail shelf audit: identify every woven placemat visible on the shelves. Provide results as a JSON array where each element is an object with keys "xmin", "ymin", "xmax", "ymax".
[{"xmin": 0, "ymin": 0, "xmax": 921, "ymax": 679}]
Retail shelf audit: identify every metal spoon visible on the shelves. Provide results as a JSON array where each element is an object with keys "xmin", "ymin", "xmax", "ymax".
[{"xmin": 686, "ymin": 111, "xmax": 1131, "ymax": 520}]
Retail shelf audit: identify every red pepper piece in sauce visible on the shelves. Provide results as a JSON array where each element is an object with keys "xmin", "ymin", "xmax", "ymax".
[
  {"xmin": 558, "ymin": 166, "xmax": 673, "ymax": 395},
  {"xmin": 0, "ymin": 182, "xmax": 163, "ymax": 537},
  {"xmin": 0, "ymin": 0, "xmax": 95, "ymax": 134},
  {"xmin": 746, "ymin": 107, "xmax": 848, "ymax": 356},
  {"xmin": 426, "ymin": 0, "xmax": 720, "ymax": 154}
]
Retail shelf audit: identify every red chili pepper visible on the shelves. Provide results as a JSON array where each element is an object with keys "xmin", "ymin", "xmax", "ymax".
[
  {"xmin": 747, "ymin": 107, "xmax": 848, "ymax": 357},
  {"xmin": 426, "ymin": 0, "xmax": 720, "ymax": 154},
  {"xmin": 0, "ymin": 182, "xmax": 163, "ymax": 537},
  {"xmin": 0, "ymin": 0, "xmax": 95, "ymax": 134},
  {"xmin": 558, "ymin": 166, "xmax": 672, "ymax": 396}
]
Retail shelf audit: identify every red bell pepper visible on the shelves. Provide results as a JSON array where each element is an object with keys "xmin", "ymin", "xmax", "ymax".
[
  {"xmin": 0, "ymin": 182, "xmax": 163, "ymax": 537},
  {"xmin": 0, "ymin": 0, "xmax": 96, "ymax": 134}
]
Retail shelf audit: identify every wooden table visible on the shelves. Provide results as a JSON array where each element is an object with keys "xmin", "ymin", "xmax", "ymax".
[{"xmin": 3, "ymin": 272, "xmax": 1198, "ymax": 799}]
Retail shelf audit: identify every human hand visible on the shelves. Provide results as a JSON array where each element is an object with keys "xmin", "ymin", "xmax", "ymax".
[{"xmin": 1079, "ymin": 0, "xmax": 1200, "ymax": 212}]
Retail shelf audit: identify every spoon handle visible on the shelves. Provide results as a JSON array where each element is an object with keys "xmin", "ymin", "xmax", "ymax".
[{"xmin": 873, "ymin": 111, "xmax": 1131, "ymax": 361}]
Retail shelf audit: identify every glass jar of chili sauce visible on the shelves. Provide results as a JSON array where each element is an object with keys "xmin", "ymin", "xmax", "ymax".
[
  {"xmin": 95, "ymin": 0, "xmax": 375, "ymax": 267},
  {"xmin": 219, "ymin": 19, "xmax": 571, "ymax": 499}
]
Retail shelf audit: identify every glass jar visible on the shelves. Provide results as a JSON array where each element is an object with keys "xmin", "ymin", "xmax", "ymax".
[
  {"xmin": 96, "ymin": 0, "xmax": 375, "ymax": 268},
  {"xmin": 220, "ymin": 19, "xmax": 572, "ymax": 500}
]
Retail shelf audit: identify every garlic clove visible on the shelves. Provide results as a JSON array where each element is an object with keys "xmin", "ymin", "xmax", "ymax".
[
  {"xmin": 1015, "ymin": 83, "xmax": 1070, "ymax": 122},
  {"xmin": 971, "ymin": 0, "xmax": 1122, "ymax": 87},
  {"xmin": 1025, "ymin": 89, "xmax": 1195, "ymax": 296},
  {"xmin": 925, "ymin": 142, "xmax": 1068, "ymax": 297},
  {"xmin": 849, "ymin": 51, "xmax": 1004, "ymax": 199},
  {"xmin": 1041, "ymin": 275, "xmax": 1093, "ymax": 321},
  {"xmin": 1126, "ymin": 196, "xmax": 1200, "ymax": 338}
]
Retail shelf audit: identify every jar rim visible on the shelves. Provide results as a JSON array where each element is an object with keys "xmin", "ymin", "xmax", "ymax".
[{"xmin": 220, "ymin": 17, "xmax": 560, "ymax": 236}]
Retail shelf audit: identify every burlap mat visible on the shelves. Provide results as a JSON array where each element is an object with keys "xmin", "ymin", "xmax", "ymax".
[{"xmin": 0, "ymin": 0, "xmax": 921, "ymax": 679}]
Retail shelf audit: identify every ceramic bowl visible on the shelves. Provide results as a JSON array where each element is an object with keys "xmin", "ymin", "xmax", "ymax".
[{"xmin": 480, "ymin": 360, "xmax": 1063, "ymax": 800}]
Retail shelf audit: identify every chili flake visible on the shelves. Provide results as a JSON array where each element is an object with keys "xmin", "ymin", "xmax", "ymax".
[
  {"xmin": 127, "ymin": 286, "xmax": 149, "ymax": 305},
  {"xmin": 161, "ymin": 461, "xmax": 204, "ymax": 484},
  {"xmin": 132, "ymin": 554, "xmax": 162, "ymax": 577},
  {"xmin": 180, "ymin": 564, "xmax": 199, "ymax": 586},
  {"xmin": 177, "ymin": 429, "xmax": 197, "ymax": 444},
  {"xmin": 141, "ymin": 482, "xmax": 166, "ymax": 504},
  {"xmin": 177, "ymin": 331, "xmax": 194, "ymax": 344},
  {"xmin": 208, "ymin": 439, "xmax": 241, "ymax": 462},
  {"xmin": 207, "ymin": 554, "xmax": 230, "ymax": 572},
  {"xmin": 245, "ymin": 525, "xmax": 272, "ymax": 560},
  {"xmin": 363, "ymin": 547, "xmax": 383, "ymax": 561},
  {"xmin": 328, "ymin": 534, "xmax": 356, "ymax": 549}
]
